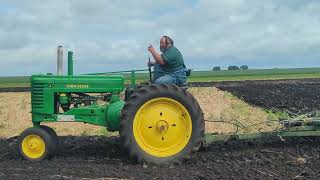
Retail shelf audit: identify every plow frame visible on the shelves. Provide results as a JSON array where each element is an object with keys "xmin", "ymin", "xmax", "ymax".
[{"xmin": 204, "ymin": 118, "xmax": 320, "ymax": 145}]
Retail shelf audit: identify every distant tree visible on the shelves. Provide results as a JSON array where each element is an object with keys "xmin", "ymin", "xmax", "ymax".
[
  {"xmin": 240, "ymin": 65, "xmax": 249, "ymax": 70},
  {"xmin": 212, "ymin": 66, "xmax": 221, "ymax": 71},
  {"xmin": 228, "ymin": 65, "xmax": 240, "ymax": 70}
]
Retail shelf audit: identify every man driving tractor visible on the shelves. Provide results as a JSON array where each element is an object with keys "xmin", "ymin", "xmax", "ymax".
[{"xmin": 147, "ymin": 36, "xmax": 187, "ymax": 85}]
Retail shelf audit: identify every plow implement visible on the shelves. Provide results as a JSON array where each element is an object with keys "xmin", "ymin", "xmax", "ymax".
[{"xmin": 205, "ymin": 118, "xmax": 320, "ymax": 144}]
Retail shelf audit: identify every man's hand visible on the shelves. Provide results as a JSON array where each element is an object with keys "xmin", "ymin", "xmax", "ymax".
[
  {"xmin": 148, "ymin": 44, "xmax": 156, "ymax": 54},
  {"xmin": 148, "ymin": 43, "xmax": 165, "ymax": 65}
]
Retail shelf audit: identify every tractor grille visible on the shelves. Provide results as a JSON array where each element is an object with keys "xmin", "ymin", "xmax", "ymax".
[{"xmin": 31, "ymin": 83, "xmax": 45, "ymax": 110}]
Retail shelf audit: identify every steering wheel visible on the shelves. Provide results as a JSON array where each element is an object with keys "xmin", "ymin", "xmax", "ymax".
[{"xmin": 148, "ymin": 57, "xmax": 153, "ymax": 83}]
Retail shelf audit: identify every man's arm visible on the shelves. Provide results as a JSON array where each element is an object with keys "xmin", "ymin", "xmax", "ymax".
[{"xmin": 148, "ymin": 44, "xmax": 165, "ymax": 65}]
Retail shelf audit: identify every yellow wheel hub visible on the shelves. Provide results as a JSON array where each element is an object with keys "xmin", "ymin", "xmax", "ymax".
[
  {"xmin": 133, "ymin": 98, "xmax": 192, "ymax": 157},
  {"xmin": 22, "ymin": 135, "xmax": 46, "ymax": 159},
  {"xmin": 156, "ymin": 120, "xmax": 169, "ymax": 133}
]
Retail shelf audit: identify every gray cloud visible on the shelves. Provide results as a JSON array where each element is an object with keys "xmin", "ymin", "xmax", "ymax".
[{"xmin": 0, "ymin": 0, "xmax": 320, "ymax": 75}]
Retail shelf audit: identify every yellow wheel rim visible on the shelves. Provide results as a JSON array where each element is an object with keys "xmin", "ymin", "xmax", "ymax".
[
  {"xmin": 22, "ymin": 135, "xmax": 46, "ymax": 159},
  {"xmin": 133, "ymin": 98, "xmax": 192, "ymax": 157}
]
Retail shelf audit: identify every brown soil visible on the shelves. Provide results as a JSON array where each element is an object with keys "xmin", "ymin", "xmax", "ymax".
[
  {"xmin": 214, "ymin": 78, "xmax": 320, "ymax": 114},
  {"xmin": 1, "ymin": 78, "xmax": 320, "ymax": 179},
  {"xmin": 0, "ymin": 136, "xmax": 319, "ymax": 179}
]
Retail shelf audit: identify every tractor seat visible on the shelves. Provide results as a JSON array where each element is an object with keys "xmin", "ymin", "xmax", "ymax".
[
  {"xmin": 177, "ymin": 82, "xmax": 188, "ymax": 90},
  {"xmin": 177, "ymin": 69, "xmax": 191, "ymax": 90},
  {"xmin": 186, "ymin": 69, "xmax": 192, "ymax": 77}
]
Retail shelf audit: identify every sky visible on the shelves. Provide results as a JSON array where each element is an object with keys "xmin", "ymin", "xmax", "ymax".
[{"xmin": 0, "ymin": 0, "xmax": 320, "ymax": 76}]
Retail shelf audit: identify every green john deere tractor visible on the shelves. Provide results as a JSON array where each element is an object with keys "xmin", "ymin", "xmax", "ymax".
[
  {"xmin": 19, "ymin": 47, "xmax": 204, "ymax": 164},
  {"xmin": 20, "ymin": 47, "xmax": 320, "ymax": 164}
]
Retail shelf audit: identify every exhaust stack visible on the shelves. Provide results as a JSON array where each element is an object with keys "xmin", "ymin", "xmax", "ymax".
[
  {"xmin": 57, "ymin": 46, "xmax": 63, "ymax": 75},
  {"xmin": 68, "ymin": 51, "xmax": 73, "ymax": 76}
]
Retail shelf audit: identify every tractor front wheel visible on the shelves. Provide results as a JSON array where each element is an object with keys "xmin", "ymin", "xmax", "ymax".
[
  {"xmin": 40, "ymin": 125, "xmax": 58, "ymax": 157},
  {"xmin": 120, "ymin": 84, "xmax": 204, "ymax": 164},
  {"xmin": 19, "ymin": 127, "xmax": 56, "ymax": 162}
]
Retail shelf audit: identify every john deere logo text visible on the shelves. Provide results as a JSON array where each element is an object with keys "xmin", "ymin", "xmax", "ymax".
[{"xmin": 66, "ymin": 84, "xmax": 89, "ymax": 88}]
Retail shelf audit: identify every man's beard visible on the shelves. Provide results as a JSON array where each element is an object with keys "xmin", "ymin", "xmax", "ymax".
[{"xmin": 160, "ymin": 46, "xmax": 165, "ymax": 52}]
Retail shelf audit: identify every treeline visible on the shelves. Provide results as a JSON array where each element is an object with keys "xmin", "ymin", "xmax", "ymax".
[{"xmin": 212, "ymin": 65, "xmax": 248, "ymax": 71}]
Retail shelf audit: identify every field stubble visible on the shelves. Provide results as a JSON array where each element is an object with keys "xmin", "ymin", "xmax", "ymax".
[{"xmin": 0, "ymin": 87, "xmax": 275, "ymax": 138}]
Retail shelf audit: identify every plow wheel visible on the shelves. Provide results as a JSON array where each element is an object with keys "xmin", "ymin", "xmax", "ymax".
[
  {"xmin": 19, "ymin": 127, "xmax": 57, "ymax": 162},
  {"xmin": 120, "ymin": 84, "xmax": 204, "ymax": 164}
]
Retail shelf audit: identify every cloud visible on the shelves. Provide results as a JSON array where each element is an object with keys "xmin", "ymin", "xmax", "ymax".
[{"xmin": 0, "ymin": 0, "xmax": 320, "ymax": 75}]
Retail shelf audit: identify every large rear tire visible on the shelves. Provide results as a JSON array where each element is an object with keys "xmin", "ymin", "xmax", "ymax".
[{"xmin": 120, "ymin": 84, "xmax": 204, "ymax": 164}]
